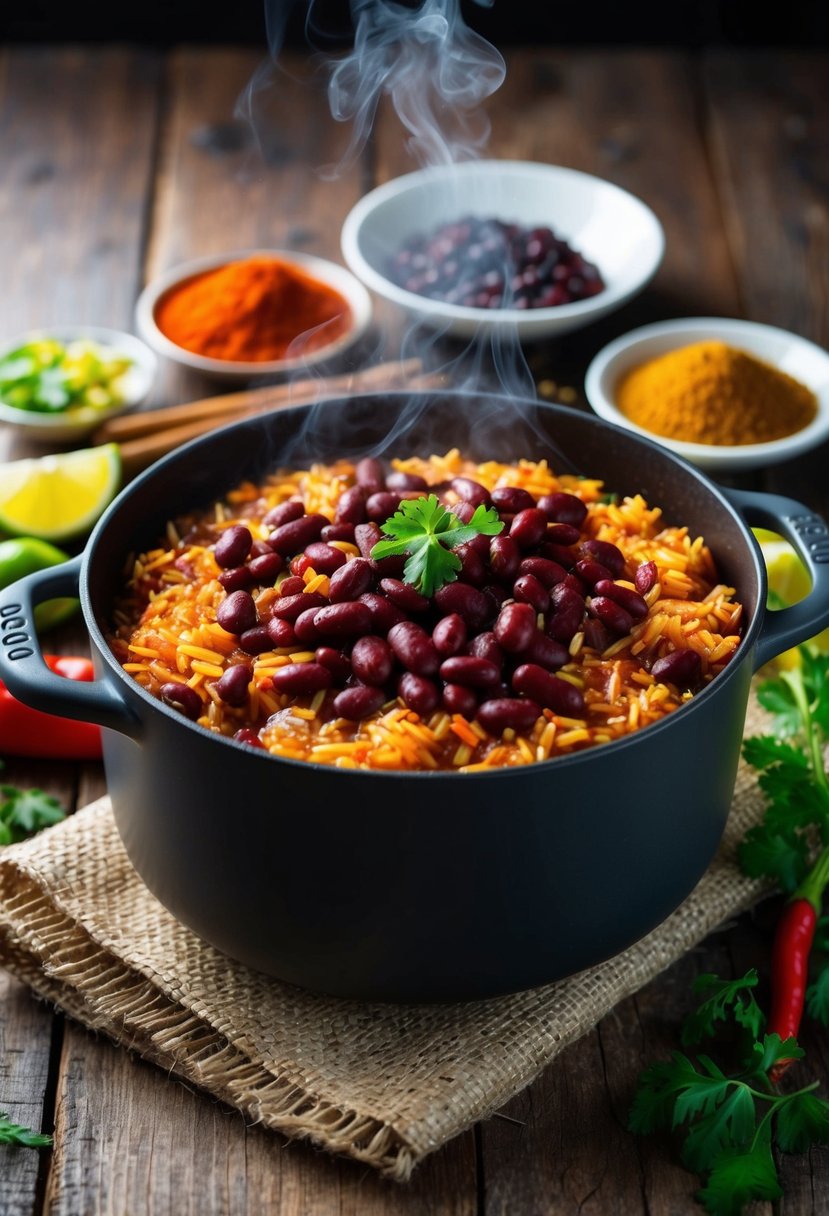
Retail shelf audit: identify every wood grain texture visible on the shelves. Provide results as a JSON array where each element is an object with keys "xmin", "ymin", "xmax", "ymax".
[{"xmin": 0, "ymin": 975, "xmax": 55, "ymax": 1216}]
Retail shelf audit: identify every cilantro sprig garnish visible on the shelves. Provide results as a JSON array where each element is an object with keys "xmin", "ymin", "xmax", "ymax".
[
  {"xmin": 370, "ymin": 494, "xmax": 504, "ymax": 597},
  {"xmin": 0, "ymin": 764, "xmax": 65, "ymax": 846},
  {"xmin": 629, "ymin": 970, "xmax": 829, "ymax": 1215},
  {"xmin": 0, "ymin": 1112, "xmax": 52, "ymax": 1149}
]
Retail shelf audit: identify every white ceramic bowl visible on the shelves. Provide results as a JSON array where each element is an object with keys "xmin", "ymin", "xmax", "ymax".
[
  {"xmin": 340, "ymin": 161, "xmax": 665, "ymax": 341},
  {"xmin": 584, "ymin": 317, "xmax": 829, "ymax": 472},
  {"xmin": 0, "ymin": 327, "xmax": 157, "ymax": 442},
  {"xmin": 135, "ymin": 249, "xmax": 372, "ymax": 381}
]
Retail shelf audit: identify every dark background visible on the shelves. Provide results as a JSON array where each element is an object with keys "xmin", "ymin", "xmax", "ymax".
[{"xmin": 3, "ymin": 0, "xmax": 828, "ymax": 47}]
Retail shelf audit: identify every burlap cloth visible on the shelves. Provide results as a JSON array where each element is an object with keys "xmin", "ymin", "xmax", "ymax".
[{"xmin": 0, "ymin": 700, "xmax": 775, "ymax": 1181}]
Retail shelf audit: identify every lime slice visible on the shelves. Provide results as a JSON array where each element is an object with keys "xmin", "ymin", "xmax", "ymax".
[
  {"xmin": 0, "ymin": 443, "xmax": 121, "ymax": 541},
  {"xmin": 753, "ymin": 528, "xmax": 829, "ymax": 662}
]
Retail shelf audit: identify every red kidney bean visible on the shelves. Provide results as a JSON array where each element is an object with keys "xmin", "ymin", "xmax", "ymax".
[
  {"xmin": 512, "ymin": 663, "xmax": 585, "ymax": 716},
  {"xmin": 541, "ymin": 541, "xmax": 579, "ymax": 568},
  {"xmin": 442, "ymin": 683, "xmax": 478, "ymax": 717},
  {"xmin": 574, "ymin": 557, "xmax": 613, "ymax": 587},
  {"xmin": 291, "ymin": 554, "xmax": 314, "ymax": 578},
  {"xmin": 351, "ymin": 635, "xmax": 394, "ymax": 685},
  {"xmin": 268, "ymin": 514, "xmax": 327, "ymax": 555},
  {"xmin": 294, "ymin": 608, "xmax": 321, "ymax": 643},
  {"xmin": 354, "ymin": 521, "xmax": 382, "ymax": 558},
  {"xmin": 216, "ymin": 662, "xmax": 252, "ymax": 706},
  {"xmin": 439, "ymin": 656, "xmax": 500, "ymax": 688},
  {"xmin": 464, "ymin": 532, "xmax": 492, "ymax": 558},
  {"xmin": 321, "ymin": 522, "xmax": 356, "ymax": 543},
  {"xmin": 451, "ymin": 476, "xmax": 491, "ymax": 507},
  {"xmin": 518, "ymin": 556, "xmax": 567, "ymax": 587},
  {"xmin": 433, "ymin": 582, "xmax": 492, "ymax": 630},
  {"xmin": 366, "ymin": 491, "xmax": 401, "ymax": 523},
  {"xmin": 386, "ymin": 470, "xmax": 428, "ymax": 492},
  {"xmin": 451, "ymin": 501, "xmax": 475, "ymax": 524},
  {"xmin": 380, "ymin": 577, "xmax": 430, "ymax": 612},
  {"xmin": 214, "ymin": 524, "xmax": 253, "ymax": 568},
  {"xmin": 526, "ymin": 631, "xmax": 569, "ymax": 670},
  {"xmin": 477, "ymin": 697, "xmax": 542, "ymax": 735},
  {"xmin": 327, "ymin": 557, "xmax": 374, "ymax": 603},
  {"xmin": 315, "ymin": 646, "xmax": 352, "ymax": 681},
  {"xmin": 588, "ymin": 595, "xmax": 634, "ymax": 636},
  {"xmin": 581, "ymin": 538, "xmax": 625, "ymax": 577},
  {"xmin": 372, "ymin": 553, "xmax": 407, "ymax": 578},
  {"xmin": 218, "ymin": 565, "xmax": 254, "ymax": 593},
  {"xmin": 359, "ymin": 591, "xmax": 406, "ymax": 633},
  {"xmin": 303, "ymin": 542, "xmax": 347, "ymax": 575},
  {"xmin": 547, "ymin": 523, "xmax": 581, "ymax": 546},
  {"xmin": 537, "ymin": 491, "xmax": 588, "ymax": 527},
  {"xmin": 233, "ymin": 727, "xmax": 264, "ymax": 749},
  {"xmin": 250, "ymin": 539, "xmax": 274, "ymax": 559},
  {"xmin": 335, "ymin": 485, "xmax": 367, "ymax": 525},
  {"xmin": 432, "ymin": 613, "xmax": 467, "ymax": 656},
  {"xmin": 271, "ymin": 662, "xmax": 333, "ymax": 694},
  {"xmin": 388, "ymin": 621, "xmax": 440, "ymax": 676},
  {"xmin": 455, "ymin": 541, "xmax": 487, "ymax": 586},
  {"xmin": 160, "ymin": 681, "xmax": 202, "ymax": 719},
  {"xmin": 398, "ymin": 672, "xmax": 440, "ymax": 716},
  {"xmin": 494, "ymin": 602, "xmax": 537, "ymax": 653},
  {"xmin": 468, "ymin": 631, "xmax": 503, "ymax": 668},
  {"xmin": 651, "ymin": 649, "xmax": 702, "ymax": 688},
  {"xmin": 583, "ymin": 617, "xmax": 612, "ymax": 653},
  {"xmin": 239, "ymin": 625, "xmax": 274, "ymax": 654},
  {"xmin": 263, "ymin": 500, "xmax": 304, "ymax": 528},
  {"xmin": 510, "ymin": 508, "xmax": 549, "ymax": 549},
  {"xmin": 513, "ymin": 573, "xmax": 550, "ymax": 613},
  {"xmin": 491, "ymin": 485, "xmax": 536, "ymax": 513},
  {"xmin": 490, "ymin": 535, "xmax": 521, "ymax": 580},
  {"xmin": 593, "ymin": 579, "xmax": 649, "ymax": 621},
  {"xmin": 248, "ymin": 552, "xmax": 284, "ymax": 584},
  {"xmin": 635, "ymin": 560, "xmax": 658, "ymax": 595},
  {"xmin": 270, "ymin": 591, "xmax": 327, "ymax": 622},
  {"xmin": 217, "ymin": 589, "xmax": 258, "ymax": 635},
  {"xmin": 483, "ymin": 582, "xmax": 509, "ymax": 614},
  {"xmin": 267, "ymin": 616, "xmax": 297, "ymax": 648},
  {"xmin": 546, "ymin": 584, "xmax": 585, "ymax": 642},
  {"xmin": 562, "ymin": 573, "xmax": 586, "ymax": 594},
  {"xmin": 333, "ymin": 683, "xmax": 387, "ymax": 720},
  {"xmin": 277, "ymin": 575, "xmax": 306, "ymax": 597},
  {"xmin": 313, "ymin": 601, "xmax": 373, "ymax": 638},
  {"xmin": 355, "ymin": 457, "xmax": 385, "ymax": 495}
]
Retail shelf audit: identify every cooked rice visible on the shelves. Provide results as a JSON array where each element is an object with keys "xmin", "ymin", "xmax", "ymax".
[{"xmin": 107, "ymin": 451, "xmax": 743, "ymax": 771}]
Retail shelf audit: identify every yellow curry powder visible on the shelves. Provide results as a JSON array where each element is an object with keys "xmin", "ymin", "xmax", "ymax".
[{"xmin": 616, "ymin": 340, "xmax": 818, "ymax": 446}]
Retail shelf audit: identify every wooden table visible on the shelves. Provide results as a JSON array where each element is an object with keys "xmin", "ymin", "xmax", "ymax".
[{"xmin": 1, "ymin": 44, "xmax": 828, "ymax": 1214}]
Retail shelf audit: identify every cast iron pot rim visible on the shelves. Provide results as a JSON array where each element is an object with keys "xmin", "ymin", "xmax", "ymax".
[{"xmin": 82, "ymin": 390, "xmax": 767, "ymax": 779}]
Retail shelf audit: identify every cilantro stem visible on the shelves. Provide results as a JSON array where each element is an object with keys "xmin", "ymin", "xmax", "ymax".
[{"xmin": 781, "ymin": 665, "xmax": 829, "ymax": 807}]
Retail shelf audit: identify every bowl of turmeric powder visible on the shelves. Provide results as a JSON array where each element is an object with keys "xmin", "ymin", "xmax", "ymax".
[
  {"xmin": 135, "ymin": 250, "xmax": 373, "ymax": 380},
  {"xmin": 584, "ymin": 317, "xmax": 829, "ymax": 471}
]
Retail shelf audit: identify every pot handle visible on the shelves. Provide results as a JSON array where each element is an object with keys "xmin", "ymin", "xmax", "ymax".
[
  {"xmin": 722, "ymin": 487, "xmax": 829, "ymax": 670},
  {"xmin": 0, "ymin": 555, "xmax": 139, "ymax": 736}
]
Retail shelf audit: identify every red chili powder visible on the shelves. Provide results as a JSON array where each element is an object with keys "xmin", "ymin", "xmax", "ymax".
[{"xmin": 154, "ymin": 255, "xmax": 353, "ymax": 362}]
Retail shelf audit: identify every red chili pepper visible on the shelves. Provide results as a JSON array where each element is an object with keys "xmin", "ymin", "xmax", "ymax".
[
  {"xmin": 767, "ymin": 897, "xmax": 818, "ymax": 1082},
  {"xmin": 0, "ymin": 656, "xmax": 102, "ymax": 760}
]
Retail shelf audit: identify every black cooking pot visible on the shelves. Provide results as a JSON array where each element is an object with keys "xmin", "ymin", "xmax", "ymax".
[{"xmin": 3, "ymin": 393, "xmax": 829, "ymax": 1002}]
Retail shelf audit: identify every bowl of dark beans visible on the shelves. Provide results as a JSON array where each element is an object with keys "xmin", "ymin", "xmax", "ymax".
[{"xmin": 341, "ymin": 161, "xmax": 664, "ymax": 340}]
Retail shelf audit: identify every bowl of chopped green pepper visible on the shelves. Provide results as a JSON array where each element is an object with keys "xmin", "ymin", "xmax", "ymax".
[{"xmin": 0, "ymin": 327, "xmax": 157, "ymax": 442}]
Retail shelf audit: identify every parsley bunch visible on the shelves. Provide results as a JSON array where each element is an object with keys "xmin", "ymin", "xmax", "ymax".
[
  {"xmin": 370, "ymin": 494, "xmax": 504, "ymax": 596},
  {"xmin": 630, "ymin": 971, "xmax": 829, "ymax": 1214}
]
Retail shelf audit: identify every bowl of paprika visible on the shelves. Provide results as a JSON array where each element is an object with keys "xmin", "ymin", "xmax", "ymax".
[{"xmin": 136, "ymin": 250, "xmax": 373, "ymax": 381}]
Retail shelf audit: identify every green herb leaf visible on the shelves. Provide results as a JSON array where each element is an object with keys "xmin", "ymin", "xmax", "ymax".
[
  {"xmin": 681, "ymin": 1085, "xmax": 756, "ymax": 1174},
  {"xmin": 0, "ymin": 783, "xmax": 65, "ymax": 845},
  {"xmin": 681, "ymin": 972, "xmax": 764, "ymax": 1046},
  {"xmin": 371, "ymin": 494, "xmax": 503, "ymax": 597},
  {"xmin": 697, "ymin": 1139, "xmax": 782, "ymax": 1216},
  {"xmin": 806, "ymin": 966, "xmax": 829, "ymax": 1026},
  {"xmin": 0, "ymin": 1112, "xmax": 52, "ymax": 1148},
  {"xmin": 739, "ymin": 823, "xmax": 811, "ymax": 893},
  {"xmin": 775, "ymin": 1092, "xmax": 829, "ymax": 1153},
  {"xmin": 756, "ymin": 679, "xmax": 801, "ymax": 737},
  {"xmin": 749, "ymin": 1033, "xmax": 803, "ymax": 1076}
]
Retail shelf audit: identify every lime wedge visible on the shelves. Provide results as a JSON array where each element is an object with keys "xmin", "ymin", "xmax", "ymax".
[{"xmin": 0, "ymin": 443, "xmax": 121, "ymax": 541}]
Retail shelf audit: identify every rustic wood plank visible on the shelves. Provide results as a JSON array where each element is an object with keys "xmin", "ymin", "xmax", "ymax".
[
  {"xmin": 0, "ymin": 974, "xmax": 56, "ymax": 1215},
  {"xmin": 0, "ymin": 45, "xmax": 162, "ymax": 467},
  {"xmin": 45, "ymin": 1026, "xmax": 477, "ymax": 1216}
]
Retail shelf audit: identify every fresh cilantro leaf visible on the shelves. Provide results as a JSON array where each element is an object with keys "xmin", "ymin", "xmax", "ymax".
[
  {"xmin": 755, "ymin": 680, "xmax": 801, "ymax": 738},
  {"xmin": 371, "ymin": 494, "xmax": 503, "ymax": 597},
  {"xmin": 775, "ymin": 1092, "xmax": 829, "ymax": 1153},
  {"xmin": 0, "ymin": 1112, "xmax": 52, "ymax": 1148},
  {"xmin": 681, "ymin": 1085, "xmax": 756, "ymax": 1174},
  {"xmin": 801, "ymin": 650, "xmax": 829, "ymax": 736},
  {"xmin": 681, "ymin": 972, "xmax": 764, "ymax": 1046},
  {"xmin": 738, "ymin": 823, "xmax": 810, "ymax": 893},
  {"xmin": 629, "ymin": 1052, "xmax": 703, "ymax": 1134},
  {"xmin": 0, "ymin": 784, "xmax": 65, "ymax": 845},
  {"xmin": 749, "ymin": 1033, "xmax": 803, "ymax": 1077},
  {"xmin": 697, "ymin": 1139, "xmax": 782, "ymax": 1216},
  {"xmin": 742, "ymin": 735, "xmax": 808, "ymax": 777},
  {"xmin": 806, "ymin": 966, "xmax": 829, "ymax": 1026}
]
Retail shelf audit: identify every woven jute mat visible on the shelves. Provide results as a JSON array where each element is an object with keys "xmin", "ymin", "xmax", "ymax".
[{"xmin": 0, "ymin": 701, "xmax": 774, "ymax": 1181}]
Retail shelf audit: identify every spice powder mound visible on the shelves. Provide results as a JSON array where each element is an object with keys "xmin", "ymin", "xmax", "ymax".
[
  {"xmin": 108, "ymin": 452, "xmax": 744, "ymax": 773},
  {"xmin": 616, "ymin": 340, "xmax": 817, "ymax": 446}
]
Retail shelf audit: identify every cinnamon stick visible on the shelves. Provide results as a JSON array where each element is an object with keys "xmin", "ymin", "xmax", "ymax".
[{"xmin": 93, "ymin": 358, "xmax": 424, "ymax": 446}]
